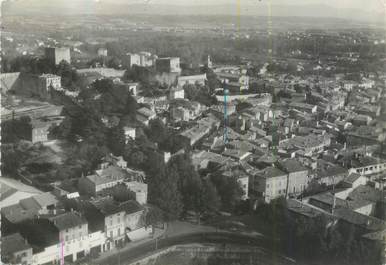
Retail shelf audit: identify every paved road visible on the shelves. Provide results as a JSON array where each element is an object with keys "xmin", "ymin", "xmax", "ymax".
[{"xmin": 92, "ymin": 232, "xmax": 288, "ymax": 265}]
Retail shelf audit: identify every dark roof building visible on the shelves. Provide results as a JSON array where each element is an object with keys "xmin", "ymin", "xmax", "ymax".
[
  {"xmin": 49, "ymin": 212, "xmax": 87, "ymax": 231},
  {"xmin": 2, "ymin": 233, "xmax": 33, "ymax": 265},
  {"xmin": 278, "ymin": 159, "xmax": 308, "ymax": 173}
]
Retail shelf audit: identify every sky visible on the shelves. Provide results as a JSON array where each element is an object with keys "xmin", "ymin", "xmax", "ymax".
[
  {"xmin": 2, "ymin": 0, "xmax": 385, "ymax": 18},
  {"xmin": 2, "ymin": 0, "xmax": 384, "ymax": 10},
  {"xmin": 106, "ymin": 0, "xmax": 384, "ymax": 11}
]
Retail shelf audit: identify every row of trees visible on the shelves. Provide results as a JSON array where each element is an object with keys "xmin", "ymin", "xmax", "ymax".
[{"xmin": 147, "ymin": 152, "xmax": 219, "ymax": 222}]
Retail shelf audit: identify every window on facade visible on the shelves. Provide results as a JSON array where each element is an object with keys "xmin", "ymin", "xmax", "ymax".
[
  {"xmin": 65, "ymin": 235, "xmax": 69, "ymax": 241},
  {"xmin": 110, "ymin": 231, "xmax": 113, "ymax": 238},
  {"xmin": 118, "ymin": 228, "xmax": 121, "ymax": 236}
]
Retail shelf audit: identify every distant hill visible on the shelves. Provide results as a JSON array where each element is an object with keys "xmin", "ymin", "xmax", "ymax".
[{"xmin": 2, "ymin": 0, "xmax": 384, "ymax": 25}]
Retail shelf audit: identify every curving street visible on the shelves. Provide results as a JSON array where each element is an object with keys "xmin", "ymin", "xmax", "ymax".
[{"xmin": 92, "ymin": 231, "xmax": 293, "ymax": 265}]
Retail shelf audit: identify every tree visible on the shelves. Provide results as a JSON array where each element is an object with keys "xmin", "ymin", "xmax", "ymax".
[
  {"xmin": 106, "ymin": 57, "xmax": 122, "ymax": 69},
  {"xmin": 61, "ymin": 198, "xmax": 81, "ymax": 212},
  {"xmin": 201, "ymin": 66, "xmax": 219, "ymax": 92},
  {"xmin": 108, "ymin": 126, "xmax": 125, "ymax": 156},
  {"xmin": 181, "ymin": 171, "xmax": 202, "ymax": 213},
  {"xmin": 112, "ymin": 183, "xmax": 135, "ymax": 202},
  {"xmin": 1, "ymin": 144, "xmax": 23, "ymax": 176},
  {"xmin": 145, "ymin": 118, "xmax": 169, "ymax": 144},
  {"xmin": 183, "ymin": 83, "xmax": 216, "ymax": 106},
  {"xmin": 148, "ymin": 165, "xmax": 183, "ymax": 221},
  {"xmin": 143, "ymin": 149, "xmax": 166, "ymax": 175},
  {"xmin": 129, "ymin": 150, "xmax": 146, "ymax": 169},
  {"xmin": 210, "ymin": 172, "xmax": 244, "ymax": 212},
  {"xmin": 55, "ymin": 61, "xmax": 79, "ymax": 89},
  {"xmin": 167, "ymin": 154, "xmax": 204, "ymax": 212},
  {"xmin": 50, "ymin": 117, "xmax": 73, "ymax": 140},
  {"xmin": 144, "ymin": 206, "xmax": 164, "ymax": 227},
  {"xmin": 277, "ymin": 89, "xmax": 292, "ymax": 99},
  {"xmin": 93, "ymin": 78, "xmax": 114, "ymax": 94},
  {"xmin": 125, "ymin": 94, "xmax": 138, "ymax": 117},
  {"xmin": 123, "ymin": 65, "xmax": 154, "ymax": 84},
  {"xmin": 1, "ymin": 116, "xmax": 32, "ymax": 143},
  {"xmin": 196, "ymin": 179, "xmax": 221, "ymax": 224},
  {"xmin": 71, "ymin": 142, "xmax": 110, "ymax": 174}
]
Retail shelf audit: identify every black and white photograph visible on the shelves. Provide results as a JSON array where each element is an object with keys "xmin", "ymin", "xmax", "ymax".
[{"xmin": 0, "ymin": 0, "xmax": 385, "ymax": 264}]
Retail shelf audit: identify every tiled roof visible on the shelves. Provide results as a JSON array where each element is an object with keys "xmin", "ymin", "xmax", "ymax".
[
  {"xmin": 287, "ymin": 199, "xmax": 323, "ymax": 218},
  {"xmin": 334, "ymin": 207, "xmax": 385, "ymax": 232},
  {"xmin": 348, "ymin": 185, "xmax": 384, "ymax": 203},
  {"xmin": 49, "ymin": 212, "xmax": 87, "ymax": 231},
  {"xmin": 255, "ymin": 167, "xmax": 287, "ymax": 179},
  {"xmin": 2, "ymin": 204, "xmax": 37, "ymax": 223},
  {"xmin": 2, "ymin": 233, "xmax": 31, "ymax": 255},
  {"xmin": 342, "ymin": 173, "xmax": 362, "ymax": 184},
  {"xmin": 278, "ymin": 159, "xmax": 308, "ymax": 173},
  {"xmin": 309, "ymin": 192, "xmax": 373, "ymax": 211},
  {"xmin": 119, "ymin": 200, "xmax": 143, "ymax": 214},
  {"xmin": 92, "ymin": 197, "xmax": 124, "ymax": 216},
  {"xmin": 32, "ymin": 192, "xmax": 58, "ymax": 208}
]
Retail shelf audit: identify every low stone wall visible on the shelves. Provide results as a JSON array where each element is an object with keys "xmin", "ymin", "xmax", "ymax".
[
  {"xmin": 128, "ymin": 246, "xmax": 178, "ymax": 265},
  {"xmin": 129, "ymin": 243, "xmax": 296, "ymax": 265}
]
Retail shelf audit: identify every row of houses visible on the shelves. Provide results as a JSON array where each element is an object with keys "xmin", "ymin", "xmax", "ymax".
[{"xmin": 1, "ymin": 155, "xmax": 150, "ymax": 265}]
